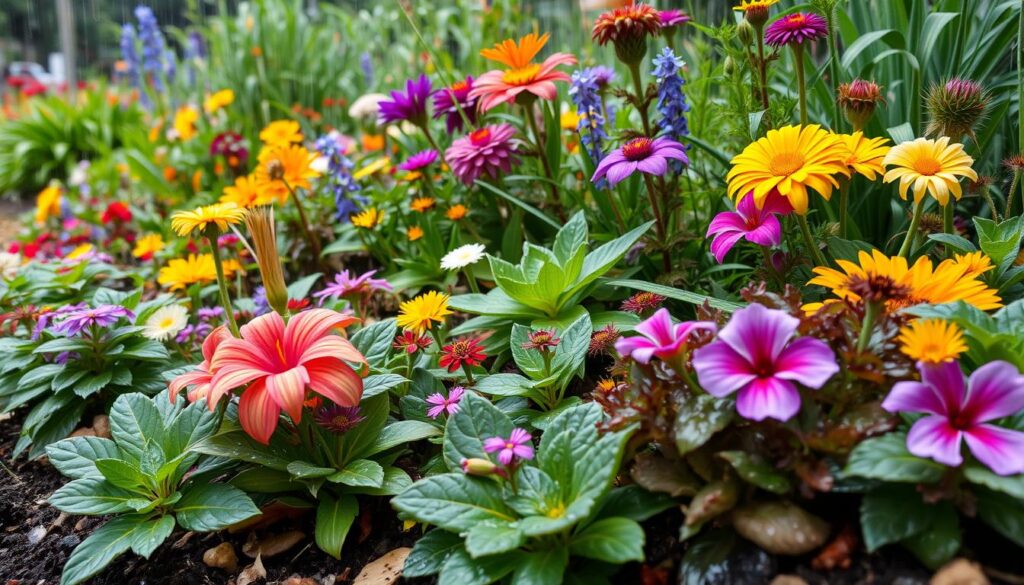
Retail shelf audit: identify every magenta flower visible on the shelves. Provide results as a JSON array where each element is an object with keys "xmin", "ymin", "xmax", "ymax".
[
  {"xmin": 882, "ymin": 360, "xmax": 1024, "ymax": 476},
  {"xmin": 692, "ymin": 304, "xmax": 839, "ymax": 422},
  {"xmin": 378, "ymin": 74, "xmax": 433, "ymax": 127},
  {"xmin": 432, "ymin": 76, "xmax": 478, "ymax": 134},
  {"xmin": 52, "ymin": 305, "xmax": 134, "ymax": 337},
  {"xmin": 399, "ymin": 149, "xmax": 439, "ymax": 172},
  {"xmin": 659, "ymin": 9, "xmax": 690, "ymax": 28},
  {"xmin": 445, "ymin": 124, "xmax": 520, "ymax": 185},
  {"xmin": 707, "ymin": 190, "xmax": 792, "ymax": 263},
  {"xmin": 484, "ymin": 428, "xmax": 534, "ymax": 465},
  {"xmin": 313, "ymin": 269, "xmax": 392, "ymax": 304},
  {"xmin": 764, "ymin": 12, "xmax": 829, "ymax": 47},
  {"xmin": 592, "ymin": 137, "xmax": 689, "ymax": 185},
  {"xmin": 615, "ymin": 308, "xmax": 716, "ymax": 364},
  {"xmin": 425, "ymin": 386, "xmax": 465, "ymax": 419}
]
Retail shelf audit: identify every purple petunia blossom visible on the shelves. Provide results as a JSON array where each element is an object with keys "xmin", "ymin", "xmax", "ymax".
[
  {"xmin": 432, "ymin": 76, "xmax": 478, "ymax": 134},
  {"xmin": 692, "ymin": 304, "xmax": 839, "ymax": 422},
  {"xmin": 446, "ymin": 124, "xmax": 520, "ymax": 185},
  {"xmin": 425, "ymin": 386, "xmax": 465, "ymax": 419},
  {"xmin": 707, "ymin": 191, "xmax": 792, "ymax": 263},
  {"xmin": 615, "ymin": 308, "xmax": 716, "ymax": 364},
  {"xmin": 52, "ymin": 305, "xmax": 134, "ymax": 337},
  {"xmin": 764, "ymin": 12, "xmax": 829, "ymax": 47},
  {"xmin": 313, "ymin": 269, "xmax": 392, "ymax": 305},
  {"xmin": 592, "ymin": 137, "xmax": 689, "ymax": 185},
  {"xmin": 378, "ymin": 74, "xmax": 433, "ymax": 127},
  {"xmin": 882, "ymin": 360, "xmax": 1024, "ymax": 476},
  {"xmin": 483, "ymin": 428, "xmax": 534, "ymax": 465},
  {"xmin": 399, "ymin": 150, "xmax": 439, "ymax": 172}
]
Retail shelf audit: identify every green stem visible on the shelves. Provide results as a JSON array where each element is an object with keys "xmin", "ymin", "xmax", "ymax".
[
  {"xmin": 420, "ymin": 123, "xmax": 448, "ymax": 167},
  {"xmin": 523, "ymin": 102, "xmax": 562, "ymax": 209},
  {"xmin": 756, "ymin": 30, "xmax": 770, "ymax": 111},
  {"xmin": 760, "ymin": 246, "xmax": 785, "ymax": 288},
  {"xmin": 838, "ymin": 179, "xmax": 850, "ymax": 238},
  {"xmin": 460, "ymin": 361, "xmax": 475, "ymax": 385},
  {"xmin": 796, "ymin": 213, "xmax": 827, "ymax": 267},
  {"xmin": 793, "ymin": 44, "xmax": 808, "ymax": 126},
  {"xmin": 827, "ymin": 11, "xmax": 843, "ymax": 131},
  {"xmin": 856, "ymin": 300, "xmax": 880, "ymax": 354},
  {"xmin": 898, "ymin": 199, "xmax": 926, "ymax": 258},
  {"xmin": 1006, "ymin": 169, "xmax": 1022, "ymax": 219},
  {"xmin": 627, "ymin": 61, "xmax": 653, "ymax": 136},
  {"xmin": 462, "ymin": 263, "xmax": 480, "ymax": 294},
  {"xmin": 643, "ymin": 174, "xmax": 672, "ymax": 273},
  {"xmin": 953, "ymin": 0, "xmax": 972, "ymax": 74},
  {"xmin": 208, "ymin": 231, "xmax": 240, "ymax": 337},
  {"xmin": 283, "ymin": 179, "xmax": 322, "ymax": 263}
]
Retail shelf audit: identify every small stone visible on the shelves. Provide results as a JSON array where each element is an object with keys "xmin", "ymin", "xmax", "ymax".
[
  {"xmin": 59, "ymin": 534, "xmax": 81, "ymax": 549},
  {"xmin": 931, "ymin": 559, "xmax": 989, "ymax": 585},
  {"xmin": 203, "ymin": 542, "xmax": 239, "ymax": 572},
  {"xmin": 91, "ymin": 415, "xmax": 111, "ymax": 439},
  {"xmin": 770, "ymin": 576, "xmax": 809, "ymax": 585},
  {"xmin": 26, "ymin": 526, "xmax": 46, "ymax": 545}
]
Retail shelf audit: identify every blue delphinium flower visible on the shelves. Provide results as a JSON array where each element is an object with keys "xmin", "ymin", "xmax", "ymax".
[
  {"xmin": 314, "ymin": 134, "xmax": 366, "ymax": 221},
  {"xmin": 119, "ymin": 23, "xmax": 147, "ymax": 106},
  {"xmin": 252, "ymin": 286, "xmax": 271, "ymax": 316},
  {"xmin": 184, "ymin": 31, "xmax": 205, "ymax": 86},
  {"xmin": 135, "ymin": 6, "xmax": 167, "ymax": 90},
  {"xmin": 360, "ymin": 52, "xmax": 374, "ymax": 88},
  {"xmin": 651, "ymin": 47, "xmax": 691, "ymax": 172},
  {"xmin": 569, "ymin": 67, "xmax": 611, "ymax": 188}
]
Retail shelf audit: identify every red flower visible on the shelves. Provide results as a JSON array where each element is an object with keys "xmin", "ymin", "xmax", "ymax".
[
  {"xmin": 287, "ymin": 298, "xmax": 311, "ymax": 312},
  {"xmin": 393, "ymin": 331, "xmax": 433, "ymax": 355},
  {"xmin": 101, "ymin": 202, "xmax": 132, "ymax": 224},
  {"xmin": 439, "ymin": 337, "xmax": 487, "ymax": 373}
]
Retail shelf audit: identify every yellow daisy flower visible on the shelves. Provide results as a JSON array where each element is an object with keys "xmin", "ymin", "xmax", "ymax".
[
  {"xmin": 34, "ymin": 184, "xmax": 62, "ymax": 225},
  {"xmin": 203, "ymin": 89, "xmax": 235, "ymax": 114},
  {"xmin": 898, "ymin": 319, "xmax": 967, "ymax": 363},
  {"xmin": 410, "ymin": 197, "xmax": 436, "ymax": 213},
  {"xmin": 839, "ymin": 132, "xmax": 890, "ymax": 181},
  {"xmin": 132, "ymin": 234, "xmax": 165, "ymax": 259},
  {"xmin": 255, "ymin": 144, "xmax": 321, "ymax": 194},
  {"xmin": 396, "ymin": 291, "xmax": 451, "ymax": 334},
  {"xmin": 726, "ymin": 124, "xmax": 849, "ymax": 214},
  {"xmin": 353, "ymin": 157, "xmax": 392, "ymax": 180},
  {"xmin": 173, "ymin": 106, "xmax": 200, "ymax": 141},
  {"xmin": 170, "ymin": 203, "xmax": 245, "ymax": 237},
  {"xmin": 221, "ymin": 174, "xmax": 270, "ymax": 208},
  {"xmin": 158, "ymin": 254, "xmax": 218, "ymax": 290},
  {"xmin": 351, "ymin": 208, "xmax": 384, "ymax": 229},
  {"xmin": 259, "ymin": 120, "xmax": 303, "ymax": 148},
  {"xmin": 733, "ymin": 0, "xmax": 779, "ymax": 11},
  {"xmin": 882, "ymin": 137, "xmax": 977, "ymax": 205},
  {"xmin": 954, "ymin": 251, "xmax": 995, "ymax": 279}
]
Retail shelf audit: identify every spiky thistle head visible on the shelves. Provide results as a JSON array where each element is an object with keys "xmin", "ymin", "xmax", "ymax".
[{"xmin": 925, "ymin": 77, "xmax": 990, "ymax": 140}]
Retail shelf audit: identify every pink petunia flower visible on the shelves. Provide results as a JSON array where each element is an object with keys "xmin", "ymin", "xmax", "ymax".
[
  {"xmin": 483, "ymin": 428, "xmax": 534, "ymax": 465},
  {"xmin": 882, "ymin": 360, "xmax": 1024, "ymax": 476},
  {"xmin": 445, "ymin": 124, "xmax": 520, "ymax": 185},
  {"xmin": 425, "ymin": 386, "xmax": 465, "ymax": 419},
  {"xmin": 707, "ymin": 190, "xmax": 792, "ymax": 263},
  {"xmin": 592, "ymin": 136, "xmax": 689, "ymax": 185},
  {"xmin": 614, "ymin": 308, "xmax": 716, "ymax": 364},
  {"xmin": 691, "ymin": 304, "xmax": 839, "ymax": 422}
]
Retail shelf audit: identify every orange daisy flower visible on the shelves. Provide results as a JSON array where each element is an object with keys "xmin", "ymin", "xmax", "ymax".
[{"xmin": 470, "ymin": 33, "xmax": 576, "ymax": 112}]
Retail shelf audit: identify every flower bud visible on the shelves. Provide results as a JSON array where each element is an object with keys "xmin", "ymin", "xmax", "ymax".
[
  {"xmin": 592, "ymin": 3, "xmax": 662, "ymax": 67},
  {"xmin": 736, "ymin": 20, "xmax": 755, "ymax": 46},
  {"xmin": 743, "ymin": 5, "xmax": 770, "ymax": 28},
  {"xmin": 243, "ymin": 207, "xmax": 289, "ymax": 316},
  {"xmin": 723, "ymin": 56, "xmax": 737, "ymax": 77},
  {"xmin": 925, "ymin": 77, "xmax": 989, "ymax": 140},
  {"xmin": 460, "ymin": 458, "xmax": 500, "ymax": 477},
  {"xmin": 837, "ymin": 79, "xmax": 884, "ymax": 130}
]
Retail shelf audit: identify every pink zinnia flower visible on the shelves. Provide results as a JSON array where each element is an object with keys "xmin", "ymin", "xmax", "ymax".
[
  {"xmin": 425, "ymin": 386, "xmax": 465, "ymax": 419},
  {"xmin": 208, "ymin": 308, "xmax": 367, "ymax": 444},
  {"xmin": 169, "ymin": 325, "xmax": 230, "ymax": 404},
  {"xmin": 615, "ymin": 308, "xmax": 716, "ymax": 364},
  {"xmin": 484, "ymin": 428, "xmax": 534, "ymax": 465},
  {"xmin": 313, "ymin": 269, "xmax": 392, "ymax": 304},
  {"xmin": 471, "ymin": 33, "xmax": 576, "ymax": 112},
  {"xmin": 692, "ymin": 304, "xmax": 839, "ymax": 422},
  {"xmin": 707, "ymin": 190, "xmax": 792, "ymax": 263},
  {"xmin": 882, "ymin": 360, "xmax": 1024, "ymax": 476},
  {"xmin": 445, "ymin": 124, "xmax": 520, "ymax": 185},
  {"xmin": 432, "ymin": 76, "xmax": 478, "ymax": 134},
  {"xmin": 764, "ymin": 12, "xmax": 829, "ymax": 47},
  {"xmin": 592, "ymin": 137, "xmax": 689, "ymax": 185},
  {"xmin": 659, "ymin": 9, "xmax": 690, "ymax": 28}
]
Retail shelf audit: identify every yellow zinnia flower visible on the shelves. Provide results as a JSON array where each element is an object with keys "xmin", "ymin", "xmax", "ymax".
[
  {"xmin": 396, "ymin": 290, "xmax": 451, "ymax": 334},
  {"xmin": 170, "ymin": 203, "xmax": 245, "ymax": 237},
  {"xmin": 733, "ymin": 0, "xmax": 779, "ymax": 11},
  {"xmin": 898, "ymin": 319, "xmax": 967, "ymax": 363},
  {"xmin": 158, "ymin": 254, "xmax": 218, "ymax": 290},
  {"xmin": 255, "ymin": 144, "xmax": 321, "ymax": 194},
  {"xmin": 882, "ymin": 137, "xmax": 977, "ymax": 205},
  {"xmin": 132, "ymin": 233, "xmax": 165, "ymax": 259},
  {"xmin": 65, "ymin": 243, "xmax": 93, "ymax": 261},
  {"xmin": 173, "ymin": 106, "xmax": 200, "ymax": 141},
  {"xmin": 35, "ymin": 184, "xmax": 62, "ymax": 225},
  {"xmin": 806, "ymin": 249, "xmax": 1002, "ymax": 313},
  {"xmin": 204, "ymin": 89, "xmax": 235, "ymax": 114},
  {"xmin": 259, "ymin": 120, "xmax": 303, "ymax": 148},
  {"xmin": 839, "ymin": 132, "xmax": 890, "ymax": 181},
  {"xmin": 351, "ymin": 208, "xmax": 384, "ymax": 229},
  {"xmin": 726, "ymin": 124, "xmax": 849, "ymax": 214}
]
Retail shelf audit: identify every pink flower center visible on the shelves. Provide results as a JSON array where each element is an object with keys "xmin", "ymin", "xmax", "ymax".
[
  {"xmin": 622, "ymin": 137, "xmax": 654, "ymax": 161},
  {"xmin": 470, "ymin": 128, "xmax": 492, "ymax": 146}
]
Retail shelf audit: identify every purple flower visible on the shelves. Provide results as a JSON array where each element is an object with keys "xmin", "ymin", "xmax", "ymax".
[
  {"xmin": 882, "ymin": 360, "xmax": 1024, "ymax": 476},
  {"xmin": 590, "ymin": 65, "xmax": 617, "ymax": 89},
  {"xmin": 399, "ymin": 150, "xmax": 439, "ymax": 172},
  {"xmin": 484, "ymin": 428, "xmax": 534, "ymax": 465},
  {"xmin": 432, "ymin": 76, "xmax": 478, "ymax": 134},
  {"xmin": 659, "ymin": 9, "xmax": 691, "ymax": 28},
  {"xmin": 592, "ymin": 137, "xmax": 689, "ymax": 185},
  {"xmin": 52, "ymin": 305, "xmax": 134, "ymax": 337},
  {"xmin": 707, "ymin": 191, "xmax": 792, "ymax": 263},
  {"xmin": 692, "ymin": 304, "xmax": 839, "ymax": 422},
  {"xmin": 198, "ymin": 307, "xmax": 224, "ymax": 321},
  {"xmin": 446, "ymin": 124, "xmax": 520, "ymax": 185},
  {"xmin": 378, "ymin": 74, "xmax": 433, "ymax": 127},
  {"xmin": 764, "ymin": 12, "xmax": 829, "ymax": 47},
  {"xmin": 615, "ymin": 308, "xmax": 716, "ymax": 364},
  {"xmin": 315, "ymin": 405, "xmax": 366, "ymax": 434},
  {"xmin": 313, "ymin": 270, "xmax": 392, "ymax": 304},
  {"xmin": 425, "ymin": 386, "xmax": 465, "ymax": 419}
]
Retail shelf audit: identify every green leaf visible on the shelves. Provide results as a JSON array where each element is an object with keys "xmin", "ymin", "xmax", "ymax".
[
  {"xmin": 368, "ymin": 420, "xmax": 441, "ymax": 456},
  {"xmin": 287, "ymin": 460, "xmax": 338, "ymax": 479},
  {"xmin": 164, "ymin": 399, "xmax": 219, "ymax": 455},
  {"xmin": 329, "ymin": 459, "xmax": 384, "ymax": 488},
  {"xmin": 717, "ymin": 451, "xmax": 792, "ymax": 494},
  {"xmin": 49, "ymin": 477, "xmax": 142, "ymax": 515},
  {"xmin": 94, "ymin": 458, "xmax": 147, "ymax": 491},
  {"xmin": 975, "ymin": 216, "xmax": 1024, "ymax": 273},
  {"xmin": 119, "ymin": 339, "xmax": 170, "ymax": 361},
  {"xmin": 927, "ymin": 233, "xmax": 976, "ymax": 253},
  {"xmin": 475, "ymin": 373, "xmax": 534, "ymax": 397},
  {"xmin": 71, "ymin": 371, "xmax": 113, "ymax": 398},
  {"xmin": 465, "ymin": 520, "xmax": 525, "ymax": 558},
  {"xmin": 860, "ymin": 484, "xmax": 934, "ymax": 552},
  {"xmin": 439, "ymin": 547, "xmax": 521, "ymax": 585},
  {"xmin": 351, "ymin": 319, "xmax": 397, "ymax": 365},
  {"xmin": 363, "ymin": 373, "xmax": 407, "ymax": 398},
  {"xmin": 108, "ymin": 393, "xmax": 164, "ymax": 463},
  {"xmin": 45, "ymin": 437, "xmax": 120, "ymax": 479},
  {"xmin": 404, "ymin": 529, "xmax": 464, "ymax": 577},
  {"xmin": 902, "ymin": 503, "xmax": 960, "ymax": 569},
  {"xmin": 315, "ymin": 493, "xmax": 358, "ymax": 559},
  {"xmin": 844, "ymin": 433, "xmax": 945, "ymax": 483},
  {"xmin": 510, "ymin": 547, "xmax": 568, "ymax": 585},
  {"xmin": 174, "ymin": 483, "xmax": 260, "ymax": 532},
  {"xmin": 566, "ymin": 221, "xmax": 653, "ymax": 302},
  {"xmin": 570, "ymin": 517, "xmax": 645, "ymax": 563},
  {"xmin": 674, "ymin": 393, "xmax": 733, "ymax": 456},
  {"xmin": 963, "ymin": 464, "xmax": 1024, "ymax": 499},
  {"xmin": 443, "ymin": 392, "xmax": 514, "ymax": 470},
  {"xmin": 128, "ymin": 514, "xmax": 175, "ymax": 557},
  {"xmin": 976, "ymin": 487, "xmax": 1024, "ymax": 547},
  {"xmin": 60, "ymin": 516, "xmax": 168, "ymax": 585},
  {"xmin": 392, "ymin": 473, "xmax": 516, "ymax": 532}
]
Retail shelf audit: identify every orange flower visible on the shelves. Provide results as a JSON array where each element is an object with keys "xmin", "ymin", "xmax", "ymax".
[
  {"xmin": 471, "ymin": 33, "xmax": 576, "ymax": 111},
  {"xmin": 362, "ymin": 133, "xmax": 385, "ymax": 152},
  {"xmin": 255, "ymin": 144, "xmax": 321, "ymax": 196},
  {"xmin": 446, "ymin": 204, "xmax": 468, "ymax": 221},
  {"xmin": 407, "ymin": 226, "xmax": 424, "ymax": 241}
]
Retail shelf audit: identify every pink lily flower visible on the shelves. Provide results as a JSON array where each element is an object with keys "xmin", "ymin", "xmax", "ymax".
[
  {"xmin": 882, "ymin": 360, "xmax": 1024, "ymax": 476},
  {"xmin": 707, "ymin": 190, "xmax": 792, "ymax": 263},
  {"xmin": 168, "ymin": 325, "xmax": 230, "ymax": 404},
  {"xmin": 209, "ymin": 308, "xmax": 367, "ymax": 444},
  {"xmin": 614, "ymin": 308, "xmax": 716, "ymax": 364},
  {"xmin": 692, "ymin": 304, "xmax": 838, "ymax": 422}
]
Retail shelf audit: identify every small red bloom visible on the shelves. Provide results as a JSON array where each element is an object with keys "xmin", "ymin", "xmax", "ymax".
[
  {"xmin": 589, "ymin": 324, "xmax": 621, "ymax": 356},
  {"xmin": 521, "ymin": 329, "xmax": 560, "ymax": 352},
  {"xmin": 439, "ymin": 337, "xmax": 487, "ymax": 373},
  {"xmin": 621, "ymin": 292, "xmax": 666, "ymax": 315},
  {"xmin": 393, "ymin": 331, "xmax": 433, "ymax": 355},
  {"xmin": 101, "ymin": 201, "xmax": 132, "ymax": 224},
  {"xmin": 287, "ymin": 298, "xmax": 311, "ymax": 312}
]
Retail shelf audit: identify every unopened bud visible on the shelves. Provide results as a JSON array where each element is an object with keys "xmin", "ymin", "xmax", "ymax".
[
  {"xmin": 723, "ymin": 56, "xmax": 737, "ymax": 77},
  {"xmin": 736, "ymin": 20, "xmax": 755, "ymax": 46},
  {"xmin": 460, "ymin": 458, "xmax": 500, "ymax": 477},
  {"xmin": 925, "ymin": 77, "xmax": 989, "ymax": 140},
  {"xmin": 837, "ymin": 79, "xmax": 884, "ymax": 131}
]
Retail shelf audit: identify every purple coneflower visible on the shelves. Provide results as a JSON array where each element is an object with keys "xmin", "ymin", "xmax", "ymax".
[
  {"xmin": 692, "ymin": 304, "xmax": 839, "ymax": 422},
  {"xmin": 313, "ymin": 269, "xmax": 392, "ymax": 304},
  {"xmin": 707, "ymin": 190, "xmax": 792, "ymax": 263},
  {"xmin": 425, "ymin": 386, "xmax": 465, "ymax": 419},
  {"xmin": 592, "ymin": 137, "xmax": 688, "ymax": 185},
  {"xmin": 378, "ymin": 74, "xmax": 433, "ymax": 127},
  {"xmin": 399, "ymin": 150, "xmax": 439, "ymax": 173},
  {"xmin": 52, "ymin": 305, "xmax": 134, "ymax": 337},
  {"xmin": 615, "ymin": 308, "xmax": 716, "ymax": 364},
  {"xmin": 764, "ymin": 12, "xmax": 828, "ymax": 47},
  {"xmin": 432, "ymin": 76, "xmax": 478, "ymax": 134},
  {"xmin": 446, "ymin": 124, "xmax": 520, "ymax": 185},
  {"xmin": 315, "ymin": 405, "xmax": 366, "ymax": 434},
  {"xmin": 484, "ymin": 428, "xmax": 534, "ymax": 465}
]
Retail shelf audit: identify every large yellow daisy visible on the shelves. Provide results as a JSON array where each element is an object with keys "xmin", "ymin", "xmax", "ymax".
[
  {"xmin": 396, "ymin": 291, "xmax": 452, "ymax": 334},
  {"xmin": 255, "ymin": 144, "xmax": 320, "ymax": 194},
  {"xmin": 882, "ymin": 137, "xmax": 977, "ymax": 205},
  {"xmin": 158, "ymin": 254, "xmax": 218, "ymax": 290},
  {"xmin": 259, "ymin": 120, "xmax": 303, "ymax": 148},
  {"xmin": 839, "ymin": 132, "xmax": 889, "ymax": 181},
  {"xmin": 170, "ymin": 203, "xmax": 245, "ymax": 237},
  {"xmin": 221, "ymin": 174, "xmax": 279, "ymax": 208},
  {"xmin": 898, "ymin": 319, "xmax": 966, "ymax": 363},
  {"xmin": 727, "ymin": 124, "xmax": 849, "ymax": 214}
]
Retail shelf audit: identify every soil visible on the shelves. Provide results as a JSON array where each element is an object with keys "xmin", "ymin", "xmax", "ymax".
[{"xmin": 3, "ymin": 411, "xmax": 1024, "ymax": 585}]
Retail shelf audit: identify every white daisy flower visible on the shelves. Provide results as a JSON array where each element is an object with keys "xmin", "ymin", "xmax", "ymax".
[
  {"xmin": 143, "ymin": 305, "xmax": 189, "ymax": 342},
  {"xmin": 441, "ymin": 243, "xmax": 487, "ymax": 271},
  {"xmin": 0, "ymin": 252, "xmax": 21, "ymax": 280},
  {"xmin": 348, "ymin": 93, "xmax": 388, "ymax": 120}
]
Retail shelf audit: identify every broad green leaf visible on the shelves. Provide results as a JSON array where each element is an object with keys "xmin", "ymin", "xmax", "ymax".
[
  {"xmin": 351, "ymin": 319, "xmax": 397, "ymax": 365},
  {"xmin": 287, "ymin": 460, "xmax": 337, "ymax": 479},
  {"xmin": 49, "ymin": 477, "xmax": 142, "ymax": 515},
  {"xmin": 465, "ymin": 520, "xmax": 525, "ymax": 558},
  {"xmin": 109, "ymin": 393, "xmax": 164, "ymax": 462},
  {"xmin": 902, "ymin": 502, "xmax": 960, "ymax": 569},
  {"xmin": 174, "ymin": 483, "xmax": 260, "ymax": 532},
  {"xmin": 392, "ymin": 473, "xmax": 516, "ymax": 532},
  {"xmin": 367, "ymin": 420, "xmax": 441, "ymax": 456},
  {"xmin": 45, "ymin": 437, "xmax": 120, "ymax": 479},
  {"xmin": 94, "ymin": 458, "xmax": 148, "ymax": 491},
  {"xmin": 844, "ymin": 433, "xmax": 945, "ymax": 483},
  {"xmin": 128, "ymin": 514, "xmax": 175, "ymax": 557},
  {"xmin": 510, "ymin": 546, "xmax": 568, "ymax": 585},
  {"xmin": 329, "ymin": 458, "xmax": 384, "ymax": 488},
  {"xmin": 60, "ymin": 515, "xmax": 166, "ymax": 585},
  {"xmin": 977, "ymin": 487, "xmax": 1024, "ymax": 547},
  {"xmin": 442, "ymin": 392, "xmax": 514, "ymax": 470},
  {"xmin": 565, "ymin": 221, "xmax": 653, "ymax": 302},
  {"xmin": 718, "ymin": 451, "xmax": 792, "ymax": 494},
  {"xmin": 71, "ymin": 371, "xmax": 113, "ymax": 398},
  {"xmin": 963, "ymin": 464, "xmax": 1024, "ymax": 499},
  {"xmin": 439, "ymin": 546, "xmax": 521, "ymax": 585},
  {"xmin": 475, "ymin": 373, "xmax": 534, "ymax": 397},
  {"xmin": 860, "ymin": 484, "xmax": 934, "ymax": 551},
  {"xmin": 315, "ymin": 493, "xmax": 358, "ymax": 559},
  {"xmin": 570, "ymin": 517, "xmax": 645, "ymax": 563},
  {"xmin": 363, "ymin": 373, "xmax": 407, "ymax": 398},
  {"xmin": 674, "ymin": 393, "xmax": 733, "ymax": 456},
  {"xmin": 164, "ymin": 399, "xmax": 219, "ymax": 455},
  {"xmin": 607, "ymin": 279, "xmax": 743, "ymax": 312},
  {"xmin": 404, "ymin": 529, "xmax": 464, "ymax": 577}
]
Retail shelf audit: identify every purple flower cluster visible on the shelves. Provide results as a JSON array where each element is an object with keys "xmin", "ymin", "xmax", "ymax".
[
  {"xmin": 569, "ymin": 67, "xmax": 611, "ymax": 185},
  {"xmin": 651, "ymin": 47, "xmax": 691, "ymax": 172},
  {"xmin": 134, "ymin": 6, "xmax": 169, "ymax": 91},
  {"xmin": 119, "ymin": 24, "xmax": 141, "ymax": 98},
  {"xmin": 314, "ymin": 133, "xmax": 366, "ymax": 221},
  {"xmin": 378, "ymin": 74, "xmax": 433, "ymax": 127},
  {"xmin": 51, "ymin": 305, "xmax": 134, "ymax": 337},
  {"xmin": 399, "ymin": 150, "xmax": 439, "ymax": 172},
  {"xmin": 359, "ymin": 52, "xmax": 374, "ymax": 87},
  {"xmin": 425, "ymin": 386, "xmax": 465, "ymax": 419},
  {"xmin": 176, "ymin": 307, "xmax": 220, "ymax": 345}
]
